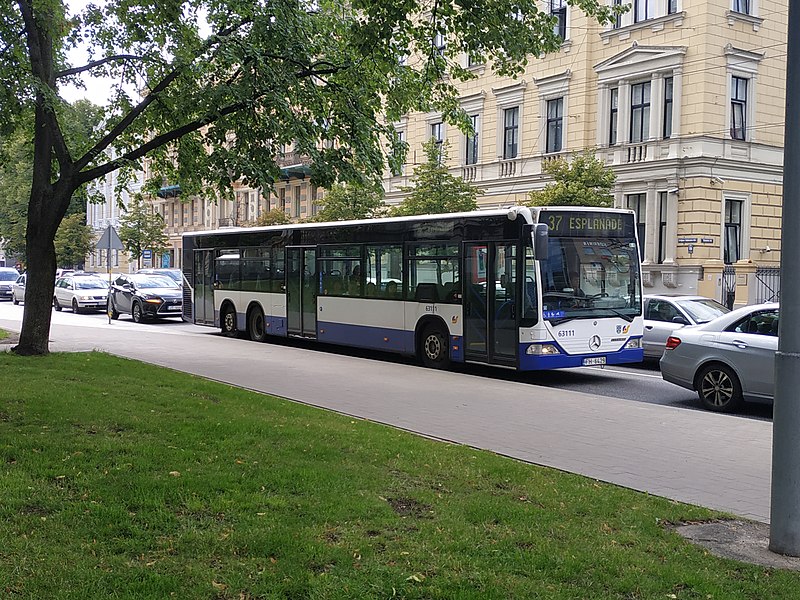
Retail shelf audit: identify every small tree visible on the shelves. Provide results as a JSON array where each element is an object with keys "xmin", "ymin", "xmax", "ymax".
[
  {"xmin": 393, "ymin": 139, "xmax": 483, "ymax": 216},
  {"xmin": 255, "ymin": 209, "xmax": 291, "ymax": 226},
  {"xmin": 527, "ymin": 152, "xmax": 615, "ymax": 208},
  {"xmin": 119, "ymin": 195, "xmax": 169, "ymax": 269},
  {"xmin": 315, "ymin": 182, "xmax": 386, "ymax": 222},
  {"xmin": 54, "ymin": 214, "xmax": 94, "ymax": 268}
]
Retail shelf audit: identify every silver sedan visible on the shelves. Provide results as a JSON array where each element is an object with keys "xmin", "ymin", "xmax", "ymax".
[
  {"xmin": 643, "ymin": 294, "xmax": 730, "ymax": 359},
  {"xmin": 660, "ymin": 303, "xmax": 779, "ymax": 413}
]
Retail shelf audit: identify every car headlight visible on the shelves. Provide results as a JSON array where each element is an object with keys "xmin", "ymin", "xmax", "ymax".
[
  {"xmin": 79, "ymin": 295, "xmax": 93, "ymax": 301},
  {"xmin": 144, "ymin": 297, "xmax": 162, "ymax": 304},
  {"xmin": 526, "ymin": 343, "xmax": 561, "ymax": 355},
  {"xmin": 624, "ymin": 338, "xmax": 642, "ymax": 349}
]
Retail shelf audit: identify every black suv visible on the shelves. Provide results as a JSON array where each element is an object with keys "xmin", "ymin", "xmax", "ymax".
[{"xmin": 108, "ymin": 273, "xmax": 183, "ymax": 323}]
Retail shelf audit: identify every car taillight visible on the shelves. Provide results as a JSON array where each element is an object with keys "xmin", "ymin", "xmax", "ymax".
[{"xmin": 665, "ymin": 336, "xmax": 681, "ymax": 350}]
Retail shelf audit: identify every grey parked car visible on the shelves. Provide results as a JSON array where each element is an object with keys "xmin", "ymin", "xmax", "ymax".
[
  {"xmin": 0, "ymin": 267, "xmax": 20, "ymax": 300},
  {"xmin": 660, "ymin": 303, "xmax": 779, "ymax": 413},
  {"xmin": 643, "ymin": 294, "xmax": 730, "ymax": 359}
]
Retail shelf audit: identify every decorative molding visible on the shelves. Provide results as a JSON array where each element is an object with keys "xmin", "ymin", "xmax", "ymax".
[
  {"xmin": 600, "ymin": 12, "xmax": 686, "ymax": 44},
  {"xmin": 460, "ymin": 90, "xmax": 486, "ymax": 114},
  {"xmin": 726, "ymin": 10, "xmax": 764, "ymax": 32},
  {"xmin": 534, "ymin": 70, "xmax": 572, "ymax": 99},
  {"xmin": 595, "ymin": 44, "xmax": 687, "ymax": 84},
  {"xmin": 724, "ymin": 44, "xmax": 765, "ymax": 75},
  {"xmin": 491, "ymin": 80, "xmax": 527, "ymax": 108}
]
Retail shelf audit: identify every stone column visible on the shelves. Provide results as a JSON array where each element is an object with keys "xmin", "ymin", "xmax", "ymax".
[
  {"xmin": 619, "ymin": 80, "xmax": 631, "ymax": 145},
  {"xmin": 672, "ymin": 67, "xmax": 683, "ymax": 139},
  {"xmin": 643, "ymin": 181, "xmax": 658, "ymax": 265},
  {"xmin": 597, "ymin": 83, "xmax": 609, "ymax": 147},
  {"xmin": 649, "ymin": 73, "xmax": 663, "ymax": 142},
  {"xmin": 734, "ymin": 260, "xmax": 758, "ymax": 308},
  {"xmin": 698, "ymin": 260, "xmax": 725, "ymax": 301}
]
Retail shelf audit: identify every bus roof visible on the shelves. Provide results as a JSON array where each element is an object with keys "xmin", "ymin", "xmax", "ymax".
[{"xmin": 182, "ymin": 205, "xmax": 635, "ymax": 238}]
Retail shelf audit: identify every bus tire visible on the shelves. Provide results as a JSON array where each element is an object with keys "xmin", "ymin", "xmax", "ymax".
[
  {"xmin": 221, "ymin": 304, "xmax": 237, "ymax": 337},
  {"xmin": 420, "ymin": 324, "xmax": 451, "ymax": 370},
  {"xmin": 248, "ymin": 306, "xmax": 267, "ymax": 342}
]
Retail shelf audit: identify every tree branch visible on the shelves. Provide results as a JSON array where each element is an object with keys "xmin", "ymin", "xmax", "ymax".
[
  {"xmin": 76, "ymin": 100, "xmax": 250, "ymax": 185},
  {"xmin": 55, "ymin": 54, "xmax": 146, "ymax": 79},
  {"xmin": 74, "ymin": 18, "xmax": 252, "ymax": 172}
]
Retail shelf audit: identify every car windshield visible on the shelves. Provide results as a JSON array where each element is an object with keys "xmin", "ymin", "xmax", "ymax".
[
  {"xmin": 158, "ymin": 270, "xmax": 182, "ymax": 283},
  {"xmin": 0, "ymin": 271, "xmax": 18, "ymax": 281},
  {"xmin": 676, "ymin": 298, "xmax": 730, "ymax": 323},
  {"xmin": 75, "ymin": 278, "xmax": 108, "ymax": 289},
  {"xmin": 133, "ymin": 275, "xmax": 179, "ymax": 289}
]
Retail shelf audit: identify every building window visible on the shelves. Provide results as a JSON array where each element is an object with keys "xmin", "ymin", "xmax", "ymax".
[
  {"xmin": 731, "ymin": 76, "xmax": 748, "ymax": 140},
  {"xmin": 431, "ymin": 122, "xmax": 444, "ymax": 162},
  {"xmin": 609, "ymin": 88, "xmax": 619, "ymax": 146},
  {"xmin": 466, "ymin": 114, "xmax": 479, "ymax": 165},
  {"xmin": 724, "ymin": 199, "xmax": 743, "ymax": 264},
  {"xmin": 658, "ymin": 191, "xmax": 668, "ymax": 264},
  {"xmin": 626, "ymin": 193, "xmax": 646, "ymax": 261},
  {"xmin": 613, "ymin": 0, "xmax": 623, "ymax": 28},
  {"xmin": 630, "ymin": 82, "xmax": 651, "ymax": 143},
  {"xmin": 668, "ymin": 0, "xmax": 679, "ymax": 14},
  {"xmin": 279, "ymin": 187, "xmax": 286, "ymax": 212},
  {"xmin": 634, "ymin": 0, "xmax": 653, "ymax": 22},
  {"xmin": 550, "ymin": 0, "xmax": 567, "ymax": 40},
  {"xmin": 546, "ymin": 98, "xmax": 564, "ymax": 154},
  {"xmin": 663, "ymin": 77, "xmax": 673, "ymax": 139},
  {"xmin": 311, "ymin": 187, "xmax": 318, "ymax": 216},
  {"xmin": 732, "ymin": 0, "xmax": 750, "ymax": 15},
  {"xmin": 503, "ymin": 107, "xmax": 519, "ymax": 159},
  {"xmin": 434, "ymin": 31, "xmax": 446, "ymax": 56}
]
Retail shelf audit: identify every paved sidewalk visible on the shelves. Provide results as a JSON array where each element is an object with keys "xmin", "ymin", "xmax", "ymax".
[{"xmin": 2, "ymin": 317, "xmax": 774, "ymax": 522}]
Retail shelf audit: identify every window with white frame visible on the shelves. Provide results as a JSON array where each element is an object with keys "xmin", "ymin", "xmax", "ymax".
[
  {"xmin": 609, "ymin": 87, "xmax": 619, "ymax": 145},
  {"xmin": 657, "ymin": 192, "xmax": 668, "ymax": 264},
  {"xmin": 634, "ymin": 0, "xmax": 654, "ymax": 23},
  {"xmin": 630, "ymin": 82, "xmax": 651, "ymax": 143},
  {"xmin": 663, "ymin": 77, "xmax": 673, "ymax": 138},
  {"xmin": 393, "ymin": 129, "xmax": 406, "ymax": 175},
  {"xmin": 293, "ymin": 187, "xmax": 301, "ymax": 217},
  {"xmin": 613, "ymin": 0, "xmax": 623, "ymax": 28},
  {"xmin": 550, "ymin": 0, "xmax": 567, "ymax": 40},
  {"xmin": 724, "ymin": 199, "xmax": 743, "ymax": 264},
  {"xmin": 546, "ymin": 98, "xmax": 564, "ymax": 154},
  {"xmin": 731, "ymin": 76, "xmax": 748, "ymax": 140},
  {"xmin": 626, "ymin": 193, "xmax": 646, "ymax": 261},
  {"xmin": 503, "ymin": 107, "xmax": 519, "ymax": 159},
  {"xmin": 466, "ymin": 114, "xmax": 480, "ymax": 165},
  {"xmin": 668, "ymin": 0, "xmax": 679, "ymax": 14},
  {"xmin": 434, "ymin": 31, "xmax": 446, "ymax": 56},
  {"xmin": 732, "ymin": 0, "xmax": 751, "ymax": 15},
  {"xmin": 431, "ymin": 122, "xmax": 444, "ymax": 162}
]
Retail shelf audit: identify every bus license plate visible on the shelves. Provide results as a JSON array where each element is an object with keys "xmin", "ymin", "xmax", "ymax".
[{"xmin": 583, "ymin": 356, "xmax": 606, "ymax": 366}]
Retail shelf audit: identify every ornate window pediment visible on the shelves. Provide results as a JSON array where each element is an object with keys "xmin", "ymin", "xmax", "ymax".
[{"xmin": 595, "ymin": 44, "xmax": 687, "ymax": 84}]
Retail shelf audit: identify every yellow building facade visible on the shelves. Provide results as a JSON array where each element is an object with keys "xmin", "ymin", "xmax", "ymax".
[{"xmin": 384, "ymin": 0, "xmax": 787, "ymax": 305}]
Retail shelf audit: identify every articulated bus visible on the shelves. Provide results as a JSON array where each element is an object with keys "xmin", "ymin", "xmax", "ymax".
[{"xmin": 182, "ymin": 206, "xmax": 643, "ymax": 370}]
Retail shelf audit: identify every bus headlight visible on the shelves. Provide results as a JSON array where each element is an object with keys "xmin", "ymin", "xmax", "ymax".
[
  {"xmin": 526, "ymin": 343, "xmax": 561, "ymax": 355},
  {"xmin": 624, "ymin": 338, "xmax": 641, "ymax": 349}
]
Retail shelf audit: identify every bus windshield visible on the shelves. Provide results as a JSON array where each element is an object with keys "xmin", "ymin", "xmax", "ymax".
[{"xmin": 541, "ymin": 236, "xmax": 641, "ymax": 324}]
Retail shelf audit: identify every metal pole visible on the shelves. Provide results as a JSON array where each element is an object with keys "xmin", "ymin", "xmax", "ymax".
[
  {"xmin": 770, "ymin": 0, "xmax": 800, "ymax": 555},
  {"xmin": 107, "ymin": 227, "xmax": 112, "ymax": 325}
]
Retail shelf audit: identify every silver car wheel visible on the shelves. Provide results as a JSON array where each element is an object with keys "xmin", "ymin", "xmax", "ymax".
[{"xmin": 697, "ymin": 364, "xmax": 742, "ymax": 413}]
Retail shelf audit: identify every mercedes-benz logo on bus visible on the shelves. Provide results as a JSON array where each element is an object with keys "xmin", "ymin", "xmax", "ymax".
[{"xmin": 589, "ymin": 335, "xmax": 602, "ymax": 351}]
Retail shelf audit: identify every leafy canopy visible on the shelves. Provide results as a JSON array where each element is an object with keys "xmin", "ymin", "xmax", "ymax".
[
  {"xmin": 393, "ymin": 139, "xmax": 483, "ymax": 216},
  {"xmin": 527, "ymin": 152, "xmax": 616, "ymax": 208},
  {"xmin": 54, "ymin": 214, "xmax": 94, "ymax": 269},
  {"xmin": 315, "ymin": 182, "xmax": 386, "ymax": 222},
  {"xmin": 118, "ymin": 195, "xmax": 169, "ymax": 266}
]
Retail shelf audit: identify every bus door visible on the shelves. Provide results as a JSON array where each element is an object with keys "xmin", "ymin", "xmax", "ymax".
[
  {"xmin": 286, "ymin": 247, "xmax": 317, "ymax": 337},
  {"xmin": 463, "ymin": 242, "xmax": 518, "ymax": 366},
  {"xmin": 193, "ymin": 249, "xmax": 215, "ymax": 325}
]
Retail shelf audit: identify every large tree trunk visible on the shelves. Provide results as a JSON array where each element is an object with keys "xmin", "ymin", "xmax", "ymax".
[{"xmin": 13, "ymin": 226, "xmax": 58, "ymax": 355}]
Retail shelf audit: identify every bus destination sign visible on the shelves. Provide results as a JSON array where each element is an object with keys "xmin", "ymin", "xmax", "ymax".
[{"xmin": 540, "ymin": 211, "xmax": 635, "ymax": 238}]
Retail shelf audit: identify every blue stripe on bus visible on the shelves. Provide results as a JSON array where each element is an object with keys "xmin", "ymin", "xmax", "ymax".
[
  {"xmin": 318, "ymin": 321, "xmax": 414, "ymax": 353},
  {"xmin": 518, "ymin": 345, "xmax": 643, "ymax": 370}
]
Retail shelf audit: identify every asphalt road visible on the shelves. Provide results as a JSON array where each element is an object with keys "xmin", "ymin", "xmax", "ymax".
[{"xmin": 0, "ymin": 300, "xmax": 772, "ymax": 421}]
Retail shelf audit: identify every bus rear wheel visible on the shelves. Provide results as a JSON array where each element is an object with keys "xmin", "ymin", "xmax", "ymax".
[
  {"xmin": 420, "ymin": 325, "xmax": 450, "ymax": 370},
  {"xmin": 248, "ymin": 307, "xmax": 268, "ymax": 342},
  {"xmin": 221, "ymin": 305, "xmax": 237, "ymax": 337}
]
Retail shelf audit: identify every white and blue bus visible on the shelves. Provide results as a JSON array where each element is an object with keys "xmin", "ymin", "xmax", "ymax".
[{"xmin": 182, "ymin": 206, "xmax": 643, "ymax": 370}]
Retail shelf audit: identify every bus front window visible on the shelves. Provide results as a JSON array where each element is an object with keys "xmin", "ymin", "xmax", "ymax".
[{"xmin": 541, "ymin": 237, "xmax": 640, "ymax": 322}]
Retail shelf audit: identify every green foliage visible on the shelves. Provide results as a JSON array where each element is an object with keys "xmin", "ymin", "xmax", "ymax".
[
  {"xmin": 315, "ymin": 182, "xmax": 386, "ymax": 222},
  {"xmin": 254, "ymin": 208, "xmax": 291, "ymax": 226},
  {"xmin": 54, "ymin": 214, "xmax": 94, "ymax": 268},
  {"xmin": 393, "ymin": 139, "xmax": 482, "ymax": 216},
  {"xmin": 527, "ymin": 152, "xmax": 616, "ymax": 208},
  {"xmin": 118, "ymin": 195, "xmax": 168, "ymax": 266}
]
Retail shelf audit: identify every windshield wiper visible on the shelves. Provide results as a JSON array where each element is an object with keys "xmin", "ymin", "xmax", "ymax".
[{"xmin": 603, "ymin": 307, "xmax": 634, "ymax": 322}]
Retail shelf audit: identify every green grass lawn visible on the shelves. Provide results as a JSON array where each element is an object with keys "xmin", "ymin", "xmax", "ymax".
[
  {"xmin": 0, "ymin": 328, "xmax": 8, "ymax": 341},
  {"xmin": 0, "ymin": 352, "xmax": 795, "ymax": 599}
]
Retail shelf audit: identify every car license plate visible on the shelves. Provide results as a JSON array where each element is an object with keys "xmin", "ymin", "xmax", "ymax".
[
  {"xmin": 167, "ymin": 305, "xmax": 182, "ymax": 311},
  {"xmin": 583, "ymin": 356, "xmax": 606, "ymax": 366}
]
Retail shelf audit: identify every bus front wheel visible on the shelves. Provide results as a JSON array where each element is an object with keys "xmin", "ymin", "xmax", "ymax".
[
  {"xmin": 248, "ymin": 307, "xmax": 267, "ymax": 342},
  {"xmin": 420, "ymin": 325, "xmax": 450, "ymax": 370},
  {"xmin": 221, "ymin": 305, "xmax": 237, "ymax": 337}
]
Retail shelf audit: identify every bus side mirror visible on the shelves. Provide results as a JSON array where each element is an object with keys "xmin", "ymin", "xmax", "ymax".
[{"xmin": 528, "ymin": 223, "xmax": 549, "ymax": 260}]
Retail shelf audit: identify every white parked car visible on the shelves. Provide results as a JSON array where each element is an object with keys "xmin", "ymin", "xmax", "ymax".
[
  {"xmin": 11, "ymin": 273, "xmax": 26, "ymax": 304},
  {"xmin": 643, "ymin": 294, "xmax": 730, "ymax": 359},
  {"xmin": 53, "ymin": 274, "xmax": 109, "ymax": 313},
  {"xmin": 0, "ymin": 267, "xmax": 19, "ymax": 301}
]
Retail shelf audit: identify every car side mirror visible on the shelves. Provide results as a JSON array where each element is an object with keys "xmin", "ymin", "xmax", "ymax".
[
  {"xmin": 122, "ymin": 283, "xmax": 131, "ymax": 290},
  {"xmin": 672, "ymin": 315, "xmax": 689, "ymax": 325}
]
